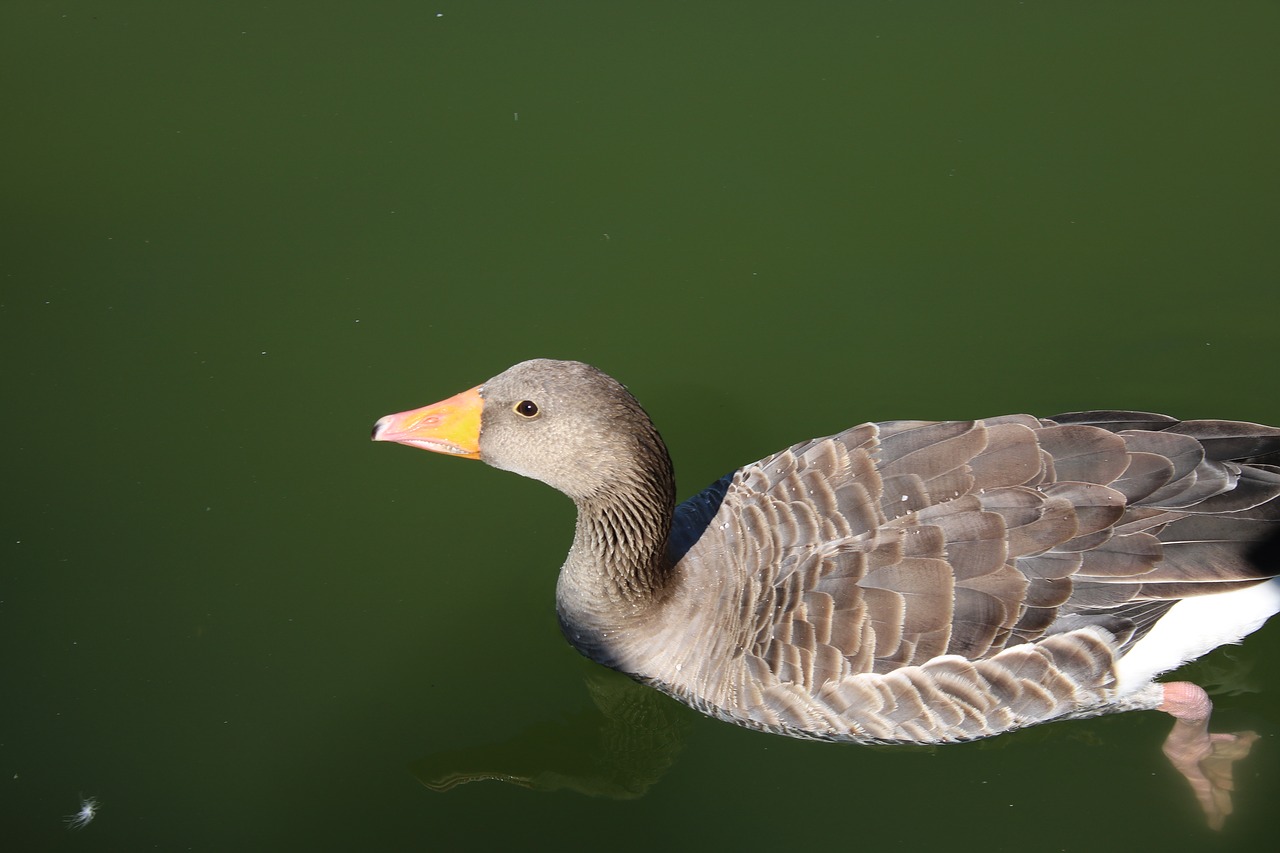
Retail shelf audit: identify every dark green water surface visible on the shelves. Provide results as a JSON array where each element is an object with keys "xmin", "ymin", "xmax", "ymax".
[{"xmin": 3, "ymin": 2, "xmax": 1278, "ymax": 850}]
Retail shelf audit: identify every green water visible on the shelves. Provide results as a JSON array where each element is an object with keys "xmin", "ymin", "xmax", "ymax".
[{"xmin": 3, "ymin": 2, "xmax": 1278, "ymax": 850}]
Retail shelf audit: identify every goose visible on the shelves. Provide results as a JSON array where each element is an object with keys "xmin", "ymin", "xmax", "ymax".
[{"xmin": 373, "ymin": 358, "xmax": 1280, "ymax": 826}]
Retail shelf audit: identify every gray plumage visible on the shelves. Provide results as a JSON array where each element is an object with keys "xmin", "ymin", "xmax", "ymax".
[{"xmin": 382, "ymin": 359, "xmax": 1280, "ymax": 745}]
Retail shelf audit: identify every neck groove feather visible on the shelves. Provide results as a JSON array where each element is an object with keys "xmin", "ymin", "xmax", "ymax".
[{"xmin": 556, "ymin": 432, "xmax": 678, "ymax": 661}]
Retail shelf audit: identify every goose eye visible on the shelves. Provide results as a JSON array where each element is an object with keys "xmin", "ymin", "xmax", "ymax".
[{"xmin": 514, "ymin": 400, "xmax": 539, "ymax": 418}]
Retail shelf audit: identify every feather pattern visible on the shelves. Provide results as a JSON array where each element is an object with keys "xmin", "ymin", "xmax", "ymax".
[
  {"xmin": 632, "ymin": 410, "xmax": 1280, "ymax": 742},
  {"xmin": 374, "ymin": 361, "xmax": 1280, "ymax": 746}
]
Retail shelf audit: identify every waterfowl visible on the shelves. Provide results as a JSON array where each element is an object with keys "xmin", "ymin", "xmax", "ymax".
[{"xmin": 373, "ymin": 359, "xmax": 1280, "ymax": 824}]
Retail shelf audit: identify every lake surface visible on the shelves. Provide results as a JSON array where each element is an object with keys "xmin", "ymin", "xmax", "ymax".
[{"xmin": 3, "ymin": 2, "xmax": 1278, "ymax": 850}]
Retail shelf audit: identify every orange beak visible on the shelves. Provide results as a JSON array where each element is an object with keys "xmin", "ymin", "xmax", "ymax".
[{"xmin": 371, "ymin": 385, "xmax": 483, "ymax": 459}]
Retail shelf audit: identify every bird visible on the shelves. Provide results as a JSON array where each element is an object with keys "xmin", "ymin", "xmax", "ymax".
[{"xmin": 373, "ymin": 358, "xmax": 1280, "ymax": 826}]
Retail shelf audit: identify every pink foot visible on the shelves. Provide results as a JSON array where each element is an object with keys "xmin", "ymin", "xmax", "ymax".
[{"xmin": 1158, "ymin": 681, "xmax": 1259, "ymax": 831}]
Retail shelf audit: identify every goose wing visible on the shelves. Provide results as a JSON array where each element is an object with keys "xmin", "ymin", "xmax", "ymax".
[{"xmin": 671, "ymin": 413, "xmax": 1280, "ymax": 699}]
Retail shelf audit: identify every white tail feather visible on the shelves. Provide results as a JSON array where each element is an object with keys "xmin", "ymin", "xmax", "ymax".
[{"xmin": 1115, "ymin": 578, "xmax": 1280, "ymax": 694}]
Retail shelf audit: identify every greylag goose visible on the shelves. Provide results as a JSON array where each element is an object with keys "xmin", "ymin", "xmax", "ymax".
[{"xmin": 373, "ymin": 359, "xmax": 1280, "ymax": 824}]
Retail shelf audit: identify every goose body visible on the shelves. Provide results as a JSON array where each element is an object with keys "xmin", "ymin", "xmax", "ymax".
[{"xmin": 373, "ymin": 360, "xmax": 1280, "ymax": 747}]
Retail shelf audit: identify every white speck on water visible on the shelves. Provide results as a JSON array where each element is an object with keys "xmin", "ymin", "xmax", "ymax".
[
  {"xmin": 65, "ymin": 795, "xmax": 98, "ymax": 830},
  {"xmin": 900, "ymin": 495, "xmax": 909, "ymax": 502}
]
